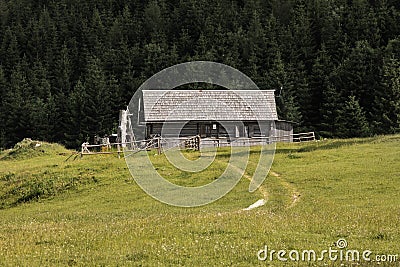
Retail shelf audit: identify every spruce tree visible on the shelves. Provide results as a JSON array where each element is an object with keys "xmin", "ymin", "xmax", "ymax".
[
  {"xmin": 0, "ymin": 66, "xmax": 8, "ymax": 147},
  {"xmin": 0, "ymin": 28, "xmax": 20, "ymax": 76},
  {"xmin": 64, "ymin": 80, "xmax": 87, "ymax": 148},
  {"xmin": 310, "ymin": 45, "xmax": 334, "ymax": 132},
  {"xmin": 3, "ymin": 66, "xmax": 31, "ymax": 146},
  {"xmin": 337, "ymin": 96, "xmax": 370, "ymax": 138},
  {"xmin": 319, "ymin": 83, "xmax": 342, "ymax": 138},
  {"xmin": 332, "ymin": 40, "xmax": 382, "ymax": 124},
  {"xmin": 268, "ymin": 52, "xmax": 302, "ymax": 125},
  {"xmin": 30, "ymin": 60, "xmax": 51, "ymax": 99},
  {"xmin": 83, "ymin": 56, "xmax": 112, "ymax": 139},
  {"xmin": 372, "ymin": 55, "xmax": 400, "ymax": 134}
]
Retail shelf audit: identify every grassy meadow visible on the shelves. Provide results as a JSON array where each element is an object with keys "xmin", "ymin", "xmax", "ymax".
[{"xmin": 0, "ymin": 136, "xmax": 399, "ymax": 266}]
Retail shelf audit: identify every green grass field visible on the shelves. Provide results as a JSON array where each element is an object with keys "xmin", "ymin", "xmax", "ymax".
[{"xmin": 0, "ymin": 136, "xmax": 399, "ymax": 266}]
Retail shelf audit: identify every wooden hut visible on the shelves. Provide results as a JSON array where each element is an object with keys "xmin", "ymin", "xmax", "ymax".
[{"xmin": 137, "ymin": 90, "xmax": 293, "ymax": 142}]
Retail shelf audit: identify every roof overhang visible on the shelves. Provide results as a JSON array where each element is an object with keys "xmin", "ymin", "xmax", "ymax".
[{"xmin": 142, "ymin": 90, "xmax": 279, "ymax": 122}]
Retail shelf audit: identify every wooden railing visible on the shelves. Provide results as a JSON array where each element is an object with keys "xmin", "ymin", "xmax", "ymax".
[
  {"xmin": 201, "ymin": 132, "xmax": 316, "ymax": 148},
  {"xmin": 80, "ymin": 132, "xmax": 315, "ymax": 157},
  {"xmin": 272, "ymin": 132, "xmax": 316, "ymax": 143}
]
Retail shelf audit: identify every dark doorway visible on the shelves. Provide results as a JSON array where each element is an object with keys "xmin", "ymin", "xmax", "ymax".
[
  {"xmin": 199, "ymin": 123, "xmax": 222, "ymax": 138},
  {"xmin": 200, "ymin": 124, "xmax": 211, "ymax": 138}
]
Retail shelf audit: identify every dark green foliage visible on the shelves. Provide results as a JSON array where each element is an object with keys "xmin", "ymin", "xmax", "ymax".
[
  {"xmin": 336, "ymin": 96, "xmax": 370, "ymax": 138},
  {"xmin": 268, "ymin": 52, "xmax": 302, "ymax": 125},
  {"xmin": 319, "ymin": 83, "xmax": 341, "ymax": 138},
  {"xmin": 0, "ymin": 0, "xmax": 399, "ymax": 148},
  {"xmin": 373, "ymin": 54, "xmax": 400, "ymax": 134},
  {"xmin": 64, "ymin": 80, "xmax": 87, "ymax": 148}
]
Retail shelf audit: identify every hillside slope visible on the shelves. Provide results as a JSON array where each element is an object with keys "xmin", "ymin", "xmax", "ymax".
[{"xmin": 0, "ymin": 136, "xmax": 399, "ymax": 266}]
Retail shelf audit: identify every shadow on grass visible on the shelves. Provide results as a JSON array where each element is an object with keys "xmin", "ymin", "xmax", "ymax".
[
  {"xmin": 276, "ymin": 137, "xmax": 378, "ymax": 154},
  {"xmin": 204, "ymin": 139, "xmax": 375, "ymax": 157},
  {"xmin": 161, "ymin": 135, "xmax": 399, "ymax": 157}
]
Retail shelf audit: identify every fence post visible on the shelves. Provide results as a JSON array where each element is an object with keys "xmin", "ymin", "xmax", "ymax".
[
  {"xmin": 157, "ymin": 137, "xmax": 161, "ymax": 155},
  {"xmin": 196, "ymin": 135, "xmax": 201, "ymax": 151}
]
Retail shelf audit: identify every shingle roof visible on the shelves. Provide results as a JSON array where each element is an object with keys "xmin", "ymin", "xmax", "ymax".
[{"xmin": 142, "ymin": 90, "xmax": 278, "ymax": 122}]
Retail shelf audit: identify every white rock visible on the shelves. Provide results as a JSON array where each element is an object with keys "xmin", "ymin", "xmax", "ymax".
[{"xmin": 243, "ymin": 199, "xmax": 266, "ymax": 211}]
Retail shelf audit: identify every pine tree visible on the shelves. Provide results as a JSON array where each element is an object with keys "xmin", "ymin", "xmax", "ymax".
[
  {"xmin": 29, "ymin": 60, "xmax": 51, "ymax": 99},
  {"xmin": 336, "ymin": 96, "xmax": 370, "ymax": 138},
  {"xmin": 372, "ymin": 55, "xmax": 400, "ymax": 134},
  {"xmin": 320, "ymin": 83, "xmax": 342, "ymax": 137},
  {"xmin": 321, "ymin": 4, "xmax": 350, "ymax": 67},
  {"xmin": 309, "ymin": 45, "xmax": 334, "ymax": 132},
  {"xmin": 281, "ymin": 2, "xmax": 316, "ymax": 132},
  {"xmin": 143, "ymin": 0, "xmax": 164, "ymax": 41},
  {"xmin": 0, "ymin": 66, "xmax": 8, "ymax": 147},
  {"xmin": 120, "ymin": 44, "xmax": 141, "ymax": 102},
  {"xmin": 376, "ymin": 1, "xmax": 400, "ymax": 45},
  {"xmin": 268, "ymin": 52, "xmax": 302, "ymax": 124},
  {"xmin": 83, "ymin": 56, "xmax": 113, "ymax": 138},
  {"xmin": 279, "ymin": 93, "xmax": 303, "ymax": 124},
  {"xmin": 49, "ymin": 43, "xmax": 73, "ymax": 143},
  {"xmin": 0, "ymin": 28, "xmax": 20, "ymax": 76},
  {"xmin": 3, "ymin": 66, "xmax": 32, "ymax": 146},
  {"xmin": 292, "ymin": 64, "xmax": 311, "ymax": 132},
  {"xmin": 54, "ymin": 43, "xmax": 72, "ymax": 94},
  {"xmin": 28, "ymin": 96, "xmax": 48, "ymax": 140},
  {"xmin": 64, "ymin": 80, "xmax": 87, "ymax": 148},
  {"xmin": 221, "ymin": 29, "xmax": 242, "ymax": 69},
  {"xmin": 0, "ymin": 65, "xmax": 6, "ymax": 103},
  {"xmin": 332, "ymin": 40, "xmax": 382, "ymax": 123},
  {"xmin": 290, "ymin": 1, "xmax": 316, "ymax": 73},
  {"xmin": 44, "ymin": 93, "xmax": 58, "ymax": 142},
  {"xmin": 89, "ymin": 8, "xmax": 106, "ymax": 54}
]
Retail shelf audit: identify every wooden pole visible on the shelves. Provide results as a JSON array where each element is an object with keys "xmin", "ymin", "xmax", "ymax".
[
  {"xmin": 157, "ymin": 137, "xmax": 161, "ymax": 155},
  {"xmin": 196, "ymin": 135, "xmax": 200, "ymax": 151}
]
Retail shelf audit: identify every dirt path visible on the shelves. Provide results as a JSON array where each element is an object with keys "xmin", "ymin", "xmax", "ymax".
[
  {"xmin": 228, "ymin": 164, "xmax": 301, "ymax": 209},
  {"xmin": 270, "ymin": 171, "xmax": 301, "ymax": 208},
  {"xmin": 229, "ymin": 164, "xmax": 269, "ymax": 200},
  {"xmin": 214, "ymin": 161, "xmax": 300, "ymax": 211}
]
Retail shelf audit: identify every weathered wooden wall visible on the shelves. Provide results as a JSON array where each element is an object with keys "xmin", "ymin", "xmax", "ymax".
[
  {"xmin": 274, "ymin": 121, "xmax": 294, "ymax": 142},
  {"xmin": 146, "ymin": 121, "xmax": 275, "ymax": 139}
]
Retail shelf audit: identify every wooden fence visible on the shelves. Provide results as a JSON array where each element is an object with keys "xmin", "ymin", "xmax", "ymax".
[
  {"xmin": 80, "ymin": 132, "xmax": 315, "ymax": 157},
  {"xmin": 200, "ymin": 132, "xmax": 315, "ymax": 148},
  {"xmin": 80, "ymin": 136, "xmax": 201, "ymax": 157}
]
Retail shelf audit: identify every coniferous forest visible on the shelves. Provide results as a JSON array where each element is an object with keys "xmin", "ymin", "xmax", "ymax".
[{"xmin": 0, "ymin": 0, "xmax": 399, "ymax": 148}]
